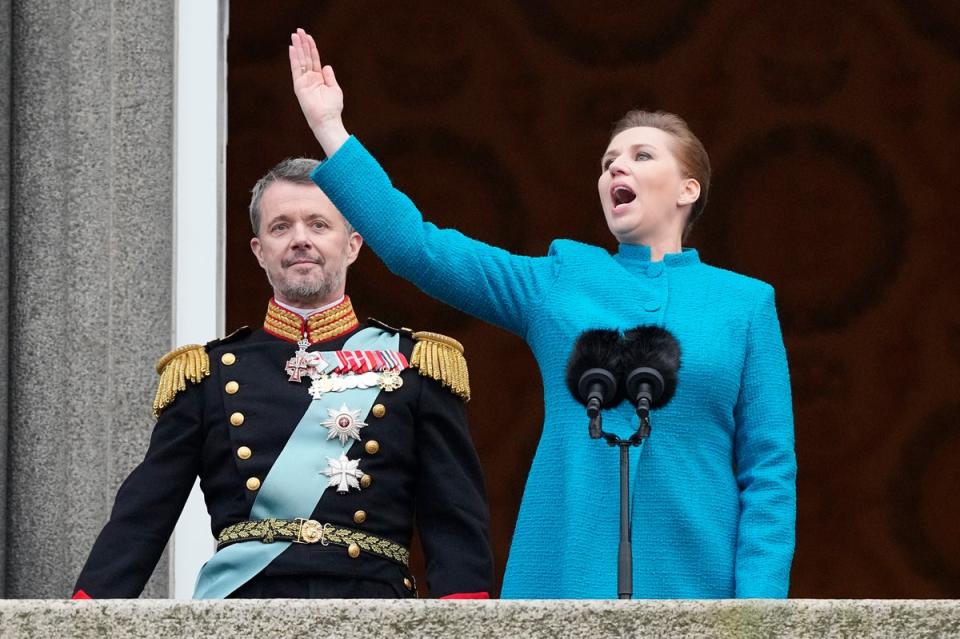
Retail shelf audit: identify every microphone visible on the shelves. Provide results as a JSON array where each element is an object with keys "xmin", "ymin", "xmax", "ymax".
[
  {"xmin": 565, "ymin": 329, "xmax": 623, "ymax": 438},
  {"xmin": 620, "ymin": 326, "xmax": 681, "ymax": 425}
]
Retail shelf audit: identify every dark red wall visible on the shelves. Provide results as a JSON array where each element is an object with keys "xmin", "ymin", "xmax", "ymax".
[{"xmin": 227, "ymin": 1, "xmax": 960, "ymax": 597}]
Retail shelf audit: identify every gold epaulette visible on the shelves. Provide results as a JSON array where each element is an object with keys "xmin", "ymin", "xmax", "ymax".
[
  {"xmin": 410, "ymin": 331, "xmax": 471, "ymax": 402},
  {"xmin": 152, "ymin": 344, "xmax": 211, "ymax": 418}
]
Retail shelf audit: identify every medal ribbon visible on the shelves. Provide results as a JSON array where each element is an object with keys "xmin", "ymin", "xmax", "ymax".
[{"xmin": 306, "ymin": 349, "xmax": 407, "ymax": 377}]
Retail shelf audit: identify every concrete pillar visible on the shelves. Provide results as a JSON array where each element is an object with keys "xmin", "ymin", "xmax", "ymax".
[{"xmin": 5, "ymin": 0, "xmax": 176, "ymax": 597}]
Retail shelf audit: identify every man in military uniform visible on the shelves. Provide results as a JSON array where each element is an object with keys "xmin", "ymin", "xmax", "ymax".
[{"xmin": 72, "ymin": 158, "xmax": 493, "ymax": 599}]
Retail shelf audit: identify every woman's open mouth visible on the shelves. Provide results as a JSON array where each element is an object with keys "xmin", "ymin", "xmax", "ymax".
[{"xmin": 611, "ymin": 185, "xmax": 636, "ymax": 213}]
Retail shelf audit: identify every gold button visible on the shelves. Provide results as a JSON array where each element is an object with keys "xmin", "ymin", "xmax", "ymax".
[
  {"xmin": 371, "ymin": 404, "xmax": 386, "ymax": 418},
  {"xmin": 364, "ymin": 440, "xmax": 380, "ymax": 455},
  {"xmin": 237, "ymin": 446, "xmax": 252, "ymax": 460},
  {"xmin": 360, "ymin": 474, "xmax": 372, "ymax": 489},
  {"xmin": 246, "ymin": 477, "xmax": 261, "ymax": 491},
  {"xmin": 403, "ymin": 577, "xmax": 413, "ymax": 590},
  {"xmin": 225, "ymin": 381, "xmax": 239, "ymax": 394},
  {"xmin": 347, "ymin": 543, "xmax": 361, "ymax": 559},
  {"xmin": 353, "ymin": 510, "xmax": 367, "ymax": 524},
  {"xmin": 221, "ymin": 353, "xmax": 236, "ymax": 365},
  {"xmin": 230, "ymin": 412, "xmax": 245, "ymax": 426}
]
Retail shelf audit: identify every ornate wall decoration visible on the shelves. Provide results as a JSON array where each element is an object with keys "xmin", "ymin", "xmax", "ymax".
[
  {"xmin": 516, "ymin": 1, "xmax": 711, "ymax": 66},
  {"xmin": 890, "ymin": 403, "xmax": 960, "ymax": 593},
  {"xmin": 705, "ymin": 125, "xmax": 907, "ymax": 334}
]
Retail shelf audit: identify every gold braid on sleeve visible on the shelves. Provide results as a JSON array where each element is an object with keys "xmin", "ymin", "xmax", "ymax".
[
  {"xmin": 152, "ymin": 344, "xmax": 210, "ymax": 417},
  {"xmin": 410, "ymin": 331, "xmax": 471, "ymax": 402}
]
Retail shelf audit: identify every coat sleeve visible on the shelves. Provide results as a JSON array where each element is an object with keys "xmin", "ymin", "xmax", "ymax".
[
  {"xmin": 413, "ymin": 375, "xmax": 494, "ymax": 598},
  {"xmin": 73, "ymin": 382, "xmax": 205, "ymax": 598},
  {"xmin": 732, "ymin": 285, "xmax": 797, "ymax": 597},
  {"xmin": 310, "ymin": 136, "xmax": 555, "ymax": 338}
]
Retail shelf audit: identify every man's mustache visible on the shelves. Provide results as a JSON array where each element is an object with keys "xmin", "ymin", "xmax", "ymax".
[{"xmin": 281, "ymin": 253, "xmax": 323, "ymax": 268}]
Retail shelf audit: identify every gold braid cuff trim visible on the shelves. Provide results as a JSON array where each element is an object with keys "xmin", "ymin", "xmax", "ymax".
[
  {"xmin": 152, "ymin": 344, "xmax": 210, "ymax": 418},
  {"xmin": 410, "ymin": 331, "xmax": 471, "ymax": 402},
  {"xmin": 216, "ymin": 518, "xmax": 410, "ymax": 566}
]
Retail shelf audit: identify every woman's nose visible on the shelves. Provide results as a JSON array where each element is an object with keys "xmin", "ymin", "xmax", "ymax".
[{"xmin": 607, "ymin": 156, "xmax": 627, "ymax": 175}]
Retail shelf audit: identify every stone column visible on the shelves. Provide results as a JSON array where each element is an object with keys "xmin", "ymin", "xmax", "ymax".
[
  {"xmin": 5, "ymin": 0, "xmax": 176, "ymax": 597},
  {"xmin": 0, "ymin": 0, "xmax": 12, "ymax": 597}
]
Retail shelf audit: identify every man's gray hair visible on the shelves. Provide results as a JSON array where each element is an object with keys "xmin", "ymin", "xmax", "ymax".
[{"xmin": 249, "ymin": 157, "xmax": 352, "ymax": 235}]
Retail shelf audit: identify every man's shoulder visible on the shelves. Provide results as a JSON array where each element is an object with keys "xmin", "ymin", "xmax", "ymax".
[
  {"xmin": 366, "ymin": 318, "xmax": 471, "ymax": 402},
  {"xmin": 202, "ymin": 326, "xmax": 256, "ymax": 352},
  {"xmin": 152, "ymin": 326, "xmax": 253, "ymax": 417}
]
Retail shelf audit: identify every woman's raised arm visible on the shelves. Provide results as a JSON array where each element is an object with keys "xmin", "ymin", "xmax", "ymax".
[{"xmin": 290, "ymin": 29, "xmax": 555, "ymax": 336}]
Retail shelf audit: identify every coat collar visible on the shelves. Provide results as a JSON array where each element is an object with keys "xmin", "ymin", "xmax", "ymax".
[{"xmin": 263, "ymin": 296, "xmax": 359, "ymax": 344}]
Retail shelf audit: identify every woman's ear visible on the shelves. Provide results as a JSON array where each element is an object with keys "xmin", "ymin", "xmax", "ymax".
[{"xmin": 678, "ymin": 178, "xmax": 701, "ymax": 207}]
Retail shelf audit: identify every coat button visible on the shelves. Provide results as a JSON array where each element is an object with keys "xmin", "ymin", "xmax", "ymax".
[
  {"xmin": 643, "ymin": 300, "xmax": 661, "ymax": 312},
  {"xmin": 403, "ymin": 577, "xmax": 413, "ymax": 590},
  {"xmin": 364, "ymin": 440, "xmax": 380, "ymax": 455},
  {"xmin": 230, "ymin": 412, "xmax": 245, "ymax": 426},
  {"xmin": 371, "ymin": 404, "xmax": 386, "ymax": 418},
  {"xmin": 237, "ymin": 446, "xmax": 252, "ymax": 460},
  {"xmin": 347, "ymin": 543, "xmax": 361, "ymax": 558},
  {"xmin": 353, "ymin": 510, "xmax": 367, "ymax": 524},
  {"xmin": 225, "ymin": 381, "xmax": 239, "ymax": 394},
  {"xmin": 221, "ymin": 353, "xmax": 236, "ymax": 365},
  {"xmin": 245, "ymin": 477, "xmax": 261, "ymax": 491},
  {"xmin": 360, "ymin": 474, "xmax": 372, "ymax": 488}
]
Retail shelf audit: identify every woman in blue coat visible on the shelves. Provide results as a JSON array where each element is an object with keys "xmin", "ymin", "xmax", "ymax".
[{"xmin": 287, "ymin": 29, "xmax": 796, "ymax": 599}]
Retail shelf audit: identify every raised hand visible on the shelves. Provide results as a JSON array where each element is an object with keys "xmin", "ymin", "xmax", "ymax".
[{"xmin": 289, "ymin": 28, "xmax": 349, "ymax": 156}]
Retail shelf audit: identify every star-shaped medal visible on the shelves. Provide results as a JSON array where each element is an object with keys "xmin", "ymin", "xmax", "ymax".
[
  {"xmin": 321, "ymin": 403, "xmax": 368, "ymax": 445},
  {"xmin": 323, "ymin": 454, "xmax": 364, "ymax": 493}
]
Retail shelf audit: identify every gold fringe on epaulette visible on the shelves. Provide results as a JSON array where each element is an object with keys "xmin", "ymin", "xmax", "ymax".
[
  {"xmin": 152, "ymin": 344, "xmax": 210, "ymax": 417},
  {"xmin": 410, "ymin": 331, "xmax": 471, "ymax": 402}
]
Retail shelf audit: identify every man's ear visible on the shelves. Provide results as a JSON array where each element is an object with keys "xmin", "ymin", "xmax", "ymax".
[
  {"xmin": 678, "ymin": 178, "xmax": 701, "ymax": 207},
  {"xmin": 250, "ymin": 236, "xmax": 266, "ymax": 269},
  {"xmin": 345, "ymin": 232, "xmax": 363, "ymax": 266}
]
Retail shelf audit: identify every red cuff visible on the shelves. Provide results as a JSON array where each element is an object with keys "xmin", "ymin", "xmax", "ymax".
[
  {"xmin": 440, "ymin": 592, "xmax": 490, "ymax": 600},
  {"xmin": 72, "ymin": 589, "xmax": 92, "ymax": 600}
]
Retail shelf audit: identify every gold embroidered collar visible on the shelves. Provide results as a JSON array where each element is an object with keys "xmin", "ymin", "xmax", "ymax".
[{"xmin": 263, "ymin": 296, "xmax": 359, "ymax": 344}]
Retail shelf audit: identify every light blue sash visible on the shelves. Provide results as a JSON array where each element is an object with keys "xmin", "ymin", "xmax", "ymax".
[{"xmin": 193, "ymin": 327, "xmax": 398, "ymax": 599}]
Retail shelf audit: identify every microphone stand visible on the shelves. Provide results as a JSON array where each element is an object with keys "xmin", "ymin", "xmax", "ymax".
[{"xmin": 593, "ymin": 413, "xmax": 649, "ymax": 600}]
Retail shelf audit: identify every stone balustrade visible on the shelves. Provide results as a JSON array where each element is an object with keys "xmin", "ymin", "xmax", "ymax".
[{"xmin": 1, "ymin": 599, "xmax": 958, "ymax": 638}]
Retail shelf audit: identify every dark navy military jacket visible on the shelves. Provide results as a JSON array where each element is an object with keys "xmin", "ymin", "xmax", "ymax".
[{"xmin": 74, "ymin": 321, "xmax": 493, "ymax": 598}]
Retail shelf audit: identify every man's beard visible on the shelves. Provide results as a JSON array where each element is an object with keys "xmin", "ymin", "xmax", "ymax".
[{"xmin": 267, "ymin": 259, "xmax": 347, "ymax": 306}]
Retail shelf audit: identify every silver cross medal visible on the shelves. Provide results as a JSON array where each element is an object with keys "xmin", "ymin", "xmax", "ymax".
[
  {"xmin": 285, "ymin": 336, "xmax": 312, "ymax": 383},
  {"xmin": 323, "ymin": 454, "xmax": 365, "ymax": 493}
]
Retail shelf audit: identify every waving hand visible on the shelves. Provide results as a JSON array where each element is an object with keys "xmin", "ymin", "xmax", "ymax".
[{"xmin": 289, "ymin": 28, "xmax": 349, "ymax": 156}]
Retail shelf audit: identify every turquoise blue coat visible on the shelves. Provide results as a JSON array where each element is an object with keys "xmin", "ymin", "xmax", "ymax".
[{"xmin": 312, "ymin": 137, "xmax": 796, "ymax": 598}]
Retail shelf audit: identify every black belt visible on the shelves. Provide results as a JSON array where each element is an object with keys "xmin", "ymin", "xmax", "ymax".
[{"xmin": 216, "ymin": 518, "xmax": 410, "ymax": 567}]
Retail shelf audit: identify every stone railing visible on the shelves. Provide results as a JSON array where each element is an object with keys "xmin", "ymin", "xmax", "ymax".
[{"xmin": 1, "ymin": 599, "xmax": 958, "ymax": 638}]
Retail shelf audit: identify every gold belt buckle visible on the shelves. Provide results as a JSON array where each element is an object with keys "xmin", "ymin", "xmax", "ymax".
[{"xmin": 295, "ymin": 518, "xmax": 332, "ymax": 545}]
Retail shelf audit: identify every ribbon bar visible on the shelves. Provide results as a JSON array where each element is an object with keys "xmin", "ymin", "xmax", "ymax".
[{"xmin": 322, "ymin": 350, "xmax": 408, "ymax": 375}]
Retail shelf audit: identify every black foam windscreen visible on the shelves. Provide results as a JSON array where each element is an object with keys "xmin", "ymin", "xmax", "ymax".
[
  {"xmin": 621, "ymin": 325, "xmax": 681, "ymax": 409},
  {"xmin": 565, "ymin": 329, "xmax": 623, "ymax": 407}
]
